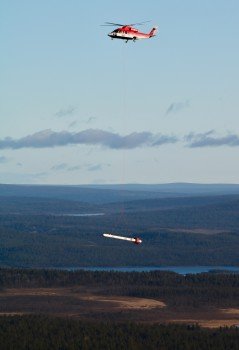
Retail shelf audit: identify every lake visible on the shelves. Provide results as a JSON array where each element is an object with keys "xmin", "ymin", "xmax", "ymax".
[
  {"xmin": 64, "ymin": 266, "xmax": 239, "ymax": 275},
  {"xmin": 55, "ymin": 213, "xmax": 105, "ymax": 217}
]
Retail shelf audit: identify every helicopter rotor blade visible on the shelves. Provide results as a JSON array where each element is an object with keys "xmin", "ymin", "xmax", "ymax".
[
  {"xmin": 101, "ymin": 22, "xmax": 126, "ymax": 26},
  {"xmin": 129, "ymin": 20, "xmax": 151, "ymax": 26},
  {"xmin": 101, "ymin": 21, "xmax": 151, "ymax": 27}
]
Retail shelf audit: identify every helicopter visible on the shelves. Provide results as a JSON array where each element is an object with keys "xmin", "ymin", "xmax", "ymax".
[{"xmin": 102, "ymin": 21, "xmax": 157, "ymax": 42}]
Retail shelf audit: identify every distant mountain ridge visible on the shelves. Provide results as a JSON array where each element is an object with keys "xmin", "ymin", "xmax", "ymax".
[
  {"xmin": 1, "ymin": 183, "xmax": 239, "ymax": 204},
  {"xmin": 83, "ymin": 183, "xmax": 239, "ymax": 194},
  {"xmin": 0, "ymin": 184, "xmax": 165, "ymax": 204}
]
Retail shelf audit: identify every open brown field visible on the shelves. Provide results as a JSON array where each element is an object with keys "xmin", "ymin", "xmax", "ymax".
[{"xmin": 0, "ymin": 287, "xmax": 238, "ymax": 329}]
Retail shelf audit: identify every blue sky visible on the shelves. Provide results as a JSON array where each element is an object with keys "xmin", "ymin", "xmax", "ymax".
[{"xmin": 0, "ymin": 0, "xmax": 239, "ymax": 184}]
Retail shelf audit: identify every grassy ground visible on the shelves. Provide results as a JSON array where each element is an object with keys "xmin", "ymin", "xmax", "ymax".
[{"xmin": 0, "ymin": 286, "xmax": 239, "ymax": 328}]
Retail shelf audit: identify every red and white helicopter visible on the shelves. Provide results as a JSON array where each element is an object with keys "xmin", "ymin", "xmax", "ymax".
[{"xmin": 102, "ymin": 21, "xmax": 157, "ymax": 42}]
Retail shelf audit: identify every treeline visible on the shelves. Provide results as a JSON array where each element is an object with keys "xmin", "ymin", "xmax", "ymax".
[
  {"xmin": 0, "ymin": 315, "xmax": 238, "ymax": 350},
  {"xmin": 1, "ymin": 269, "xmax": 239, "ymax": 308}
]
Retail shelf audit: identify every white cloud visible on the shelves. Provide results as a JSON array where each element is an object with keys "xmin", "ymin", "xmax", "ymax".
[{"xmin": 0, "ymin": 129, "xmax": 178, "ymax": 150}]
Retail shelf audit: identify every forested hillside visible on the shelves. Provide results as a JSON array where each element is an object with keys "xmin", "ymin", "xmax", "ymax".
[
  {"xmin": 0, "ymin": 186, "xmax": 239, "ymax": 267},
  {"xmin": 0, "ymin": 315, "xmax": 238, "ymax": 350}
]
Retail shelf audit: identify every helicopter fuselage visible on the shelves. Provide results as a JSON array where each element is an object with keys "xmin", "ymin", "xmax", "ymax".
[{"xmin": 108, "ymin": 26, "xmax": 157, "ymax": 41}]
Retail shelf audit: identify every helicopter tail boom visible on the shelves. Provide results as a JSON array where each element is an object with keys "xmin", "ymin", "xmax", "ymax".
[{"xmin": 149, "ymin": 27, "xmax": 157, "ymax": 37}]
